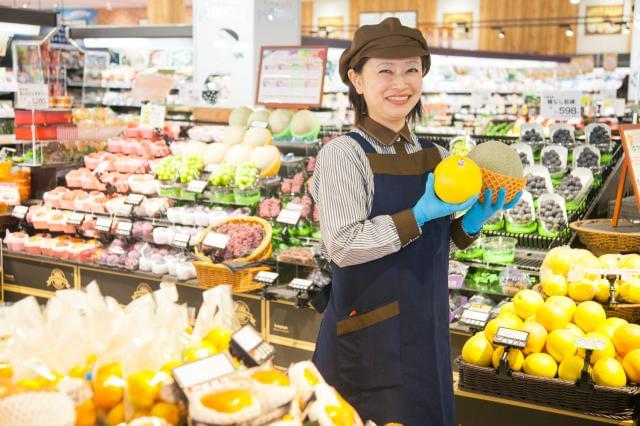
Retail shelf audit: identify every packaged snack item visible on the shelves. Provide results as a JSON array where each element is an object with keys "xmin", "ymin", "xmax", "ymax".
[
  {"xmin": 537, "ymin": 194, "xmax": 568, "ymax": 237},
  {"xmin": 540, "ymin": 144, "xmax": 568, "ymax": 178},
  {"xmin": 505, "ymin": 190, "xmax": 537, "ymax": 234}
]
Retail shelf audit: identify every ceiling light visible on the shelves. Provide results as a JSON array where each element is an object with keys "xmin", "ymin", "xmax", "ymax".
[
  {"xmin": 623, "ymin": 22, "xmax": 631, "ymax": 34},
  {"xmin": 21, "ymin": 2, "xmax": 28, "ymax": 8},
  {"xmin": 570, "ymin": 0, "xmax": 580, "ymax": 4},
  {"xmin": 565, "ymin": 26, "xmax": 574, "ymax": 37},
  {"xmin": 498, "ymin": 30, "xmax": 505, "ymax": 39}
]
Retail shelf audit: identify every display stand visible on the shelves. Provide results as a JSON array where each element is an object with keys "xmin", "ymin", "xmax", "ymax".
[{"xmin": 612, "ymin": 124, "xmax": 640, "ymax": 227}]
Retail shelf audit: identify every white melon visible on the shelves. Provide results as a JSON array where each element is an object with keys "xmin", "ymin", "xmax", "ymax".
[
  {"xmin": 223, "ymin": 126, "xmax": 246, "ymax": 145},
  {"xmin": 247, "ymin": 109, "xmax": 271, "ymax": 126},
  {"xmin": 203, "ymin": 143, "xmax": 230, "ymax": 165},
  {"xmin": 243, "ymin": 127, "xmax": 272, "ymax": 147},
  {"xmin": 290, "ymin": 110, "xmax": 318, "ymax": 136},
  {"xmin": 225, "ymin": 144, "xmax": 253, "ymax": 166},
  {"xmin": 250, "ymin": 145, "xmax": 281, "ymax": 177},
  {"xmin": 228, "ymin": 106, "xmax": 253, "ymax": 126},
  {"xmin": 268, "ymin": 109, "xmax": 293, "ymax": 134},
  {"xmin": 182, "ymin": 140, "xmax": 208, "ymax": 157}
]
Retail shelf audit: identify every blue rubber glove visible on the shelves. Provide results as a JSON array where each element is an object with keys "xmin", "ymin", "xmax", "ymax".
[
  {"xmin": 412, "ymin": 173, "xmax": 479, "ymax": 227},
  {"xmin": 462, "ymin": 189, "xmax": 523, "ymax": 235}
]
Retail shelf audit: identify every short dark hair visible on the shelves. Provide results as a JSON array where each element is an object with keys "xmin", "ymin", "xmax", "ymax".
[{"xmin": 346, "ymin": 57, "xmax": 424, "ymax": 126}]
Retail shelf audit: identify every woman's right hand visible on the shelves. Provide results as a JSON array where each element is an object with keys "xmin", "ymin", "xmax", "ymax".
[{"xmin": 412, "ymin": 173, "xmax": 478, "ymax": 227}]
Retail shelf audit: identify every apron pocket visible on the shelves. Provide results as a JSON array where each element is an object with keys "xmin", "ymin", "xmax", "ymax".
[{"xmin": 336, "ymin": 300, "xmax": 402, "ymax": 392}]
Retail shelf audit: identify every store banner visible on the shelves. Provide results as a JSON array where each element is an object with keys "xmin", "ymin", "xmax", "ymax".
[{"xmin": 540, "ymin": 92, "xmax": 582, "ymax": 120}]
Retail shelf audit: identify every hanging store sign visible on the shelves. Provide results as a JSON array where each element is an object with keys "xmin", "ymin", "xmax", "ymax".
[{"xmin": 16, "ymin": 84, "xmax": 49, "ymax": 110}]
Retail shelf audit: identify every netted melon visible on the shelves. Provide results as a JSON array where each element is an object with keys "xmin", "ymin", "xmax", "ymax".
[
  {"xmin": 229, "ymin": 106, "xmax": 253, "ymax": 127},
  {"xmin": 467, "ymin": 141, "xmax": 526, "ymax": 203}
]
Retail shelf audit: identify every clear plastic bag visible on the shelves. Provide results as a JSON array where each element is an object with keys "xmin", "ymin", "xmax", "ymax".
[
  {"xmin": 505, "ymin": 190, "xmax": 537, "ymax": 234},
  {"xmin": 540, "ymin": 144, "xmax": 568, "ymax": 178},
  {"xmin": 499, "ymin": 266, "xmax": 532, "ymax": 296},
  {"xmin": 537, "ymin": 193, "xmax": 568, "ymax": 237}
]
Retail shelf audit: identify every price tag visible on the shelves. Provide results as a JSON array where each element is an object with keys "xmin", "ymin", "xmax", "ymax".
[
  {"xmin": 140, "ymin": 104, "xmax": 166, "ymax": 129},
  {"xmin": 460, "ymin": 308, "xmax": 490, "ymax": 329},
  {"xmin": 172, "ymin": 353, "xmax": 236, "ymax": 390},
  {"xmin": 116, "ymin": 221, "xmax": 133, "ymax": 237},
  {"xmin": 277, "ymin": 203, "xmax": 303, "ymax": 225},
  {"xmin": 0, "ymin": 183, "xmax": 20, "ymax": 205},
  {"xmin": 125, "ymin": 193, "xmax": 145, "ymax": 206},
  {"xmin": 95, "ymin": 217, "xmax": 113, "ymax": 232},
  {"xmin": 289, "ymin": 278, "xmax": 314, "ymax": 291},
  {"xmin": 493, "ymin": 327, "xmax": 529, "ymax": 349},
  {"xmin": 203, "ymin": 232, "xmax": 229, "ymax": 249},
  {"xmin": 250, "ymin": 121, "xmax": 268, "ymax": 129},
  {"xmin": 469, "ymin": 303, "xmax": 492, "ymax": 312},
  {"xmin": 171, "ymin": 232, "xmax": 191, "ymax": 249},
  {"xmin": 92, "ymin": 161, "xmax": 111, "ymax": 176},
  {"xmin": 16, "ymin": 83, "xmax": 49, "ymax": 109},
  {"xmin": 186, "ymin": 180, "xmax": 208, "ymax": 194},
  {"xmin": 11, "ymin": 205, "xmax": 28, "ymax": 219},
  {"xmin": 230, "ymin": 325, "xmax": 275, "ymax": 367},
  {"xmin": 576, "ymin": 337, "xmax": 606, "ymax": 351},
  {"xmin": 66, "ymin": 212, "xmax": 85, "ymax": 226},
  {"xmin": 541, "ymin": 91, "xmax": 582, "ymax": 120},
  {"xmin": 254, "ymin": 271, "xmax": 279, "ymax": 285}
]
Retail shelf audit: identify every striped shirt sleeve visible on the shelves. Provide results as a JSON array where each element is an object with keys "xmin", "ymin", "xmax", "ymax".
[{"xmin": 310, "ymin": 139, "xmax": 403, "ymax": 268}]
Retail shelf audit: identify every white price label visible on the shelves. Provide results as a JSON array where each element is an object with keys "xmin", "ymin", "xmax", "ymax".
[
  {"xmin": 0, "ymin": 184, "xmax": 20, "ymax": 205},
  {"xmin": 171, "ymin": 232, "xmax": 191, "ymax": 249},
  {"xmin": 277, "ymin": 206, "xmax": 302, "ymax": 225},
  {"xmin": 16, "ymin": 84, "xmax": 49, "ymax": 110},
  {"xmin": 575, "ymin": 337, "xmax": 606, "ymax": 351},
  {"xmin": 541, "ymin": 92, "xmax": 582, "ymax": 120},
  {"xmin": 289, "ymin": 278, "xmax": 314, "ymax": 290},
  {"xmin": 172, "ymin": 353, "xmax": 236, "ymax": 390},
  {"xmin": 187, "ymin": 180, "xmax": 208, "ymax": 194},
  {"xmin": 460, "ymin": 309, "xmax": 490, "ymax": 328},
  {"xmin": 203, "ymin": 232, "xmax": 230, "ymax": 249},
  {"xmin": 116, "ymin": 221, "xmax": 133, "ymax": 236},
  {"xmin": 92, "ymin": 161, "xmax": 111, "ymax": 176},
  {"xmin": 95, "ymin": 217, "xmax": 113, "ymax": 232},
  {"xmin": 125, "ymin": 193, "xmax": 145, "ymax": 206},
  {"xmin": 11, "ymin": 205, "xmax": 28, "ymax": 219},
  {"xmin": 140, "ymin": 104, "xmax": 166, "ymax": 129},
  {"xmin": 493, "ymin": 327, "xmax": 529, "ymax": 349},
  {"xmin": 66, "ymin": 212, "xmax": 85, "ymax": 226},
  {"xmin": 254, "ymin": 271, "xmax": 279, "ymax": 284}
]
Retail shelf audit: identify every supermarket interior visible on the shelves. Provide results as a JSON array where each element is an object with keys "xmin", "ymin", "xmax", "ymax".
[{"xmin": 3, "ymin": 0, "xmax": 640, "ymax": 425}]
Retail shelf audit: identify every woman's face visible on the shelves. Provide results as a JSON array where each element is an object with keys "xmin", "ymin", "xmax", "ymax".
[{"xmin": 349, "ymin": 56, "xmax": 423, "ymax": 127}]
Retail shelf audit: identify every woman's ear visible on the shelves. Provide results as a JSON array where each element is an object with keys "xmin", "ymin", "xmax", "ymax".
[{"xmin": 347, "ymin": 69, "xmax": 363, "ymax": 95}]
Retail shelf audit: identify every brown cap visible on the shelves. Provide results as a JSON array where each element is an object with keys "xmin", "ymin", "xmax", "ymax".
[{"xmin": 339, "ymin": 17, "xmax": 430, "ymax": 85}]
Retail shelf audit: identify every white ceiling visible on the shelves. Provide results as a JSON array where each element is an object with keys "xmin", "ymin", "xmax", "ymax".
[{"xmin": 0, "ymin": 0, "xmax": 191, "ymax": 9}]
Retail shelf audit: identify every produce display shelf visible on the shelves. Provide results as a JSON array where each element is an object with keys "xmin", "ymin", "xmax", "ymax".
[
  {"xmin": 456, "ymin": 248, "xmax": 546, "ymax": 275},
  {"xmin": 448, "ymin": 283, "xmax": 510, "ymax": 298}
]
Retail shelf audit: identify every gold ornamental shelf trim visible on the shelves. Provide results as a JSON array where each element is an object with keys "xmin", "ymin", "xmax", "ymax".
[
  {"xmin": 266, "ymin": 334, "xmax": 316, "ymax": 352},
  {"xmin": 78, "ymin": 266, "xmax": 164, "ymax": 282},
  {"xmin": 3, "ymin": 284, "xmax": 55, "ymax": 299}
]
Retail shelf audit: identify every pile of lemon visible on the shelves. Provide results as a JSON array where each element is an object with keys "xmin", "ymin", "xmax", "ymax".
[
  {"xmin": 461, "ymin": 288, "xmax": 640, "ymax": 388},
  {"xmin": 540, "ymin": 246, "xmax": 640, "ymax": 304}
]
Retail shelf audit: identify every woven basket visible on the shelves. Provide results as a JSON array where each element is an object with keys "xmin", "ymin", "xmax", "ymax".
[
  {"xmin": 456, "ymin": 357, "xmax": 640, "ymax": 420},
  {"xmin": 570, "ymin": 219, "xmax": 640, "ymax": 256},
  {"xmin": 479, "ymin": 168, "xmax": 527, "ymax": 204},
  {"xmin": 193, "ymin": 217, "xmax": 272, "ymax": 292}
]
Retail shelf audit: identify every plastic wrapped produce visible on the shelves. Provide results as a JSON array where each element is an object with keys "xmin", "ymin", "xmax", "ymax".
[
  {"xmin": 524, "ymin": 165, "xmax": 554, "ymax": 198},
  {"xmin": 537, "ymin": 194, "xmax": 568, "ymax": 237},
  {"xmin": 549, "ymin": 123, "xmax": 575, "ymax": 148},
  {"xmin": 505, "ymin": 190, "xmax": 536, "ymax": 234},
  {"xmin": 573, "ymin": 144, "xmax": 601, "ymax": 174},
  {"xmin": 482, "ymin": 211, "xmax": 504, "ymax": 232},
  {"xmin": 280, "ymin": 172, "xmax": 305, "ymax": 194},
  {"xmin": 258, "ymin": 197, "xmax": 282, "ymax": 219},
  {"xmin": 499, "ymin": 266, "xmax": 532, "ymax": 296},
  {"xmin": 540, "ymin": 145, "xmax": 568, "ymax": 178},
  {"xmin": 449, "ymin": 135, "xmax": 476, "ymax": 156},
  {"xmin": 585, "ymin": 122, "xmax": 612, "ymax": 152},
  {"xmin": 520, "ymin": 123, "xmax": 544, "ymax": 145},
  {"xmin": 512, "ymin": 142, "xmax": 534, "ymax": 168},
  {"xmin": 556, "ymin": 167, "xmax": 593, "ymax": 210}
]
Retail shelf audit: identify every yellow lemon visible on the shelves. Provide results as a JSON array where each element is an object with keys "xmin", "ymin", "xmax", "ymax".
[
  {"xmin": 594, "ymin": 323, "xmax": 619, "ymax": 342},
  {"xmin": 565, "ymin": 323, "xmax": 585, "ymax": 338},
  {"xmin": 512, "ymin": 290, "xmax": 545, "ymax": 320},
  {"xmin": 592, "ymin": 358, "xmax": 627, "ymax": 387},
  {"xmin": 613, "ymin": 323, "xmax": 640, "ymax": 355},
  {"xmin": 150, "ymin": 402, "xmax": 180, "ymax": 425},
  {"xmin": 126, "ymin": 370, "xmax": 160, "ymax": 409},
  {"xmin": 75, "ymin": 399, "xmax": 96, "ymax": 426},
  {"xmin": 461, "ymin": 332, "xmax": 494, "ymax": 367},
  {"xmin": 619, "ymin": 254, "xmax": 640, "ymax": 270},
  {"xmin": 595, "ymin": 278, "xmax": 618, "ymax": 303},
  {"xmin": 523, "ymin": 353, "xmax": 558, "ymax": 378},
  {"xmin": 522, "ymin": 321, "xmax": 548, "ymax": 355},
  {"xmin": 559, "ymin": 355, "xmax": 589, "ymax": 381},
  {"xmin": 251, "ymin": 370, "xmax": 290, "ymax": 386},
  {"xmin": 574, "ymin": 301, "xmax": 606, "ymax": 333},
  {"xmin": 619, "ymin": 277, "xmax": 640, "ymax": 303},
  {"xmin": 542, "ymin": 246, "xmax": 574, "ymax": 276},
  {"xmin": 606, "ymin": 317, "xmax": 628, "ymax": 329},
  {"xmin": 545, "ymin": 296, "xmax": 576, "ymax": 321},
  {"xmin": 541, "ymin": 273, "xmax": 568, "ymax": 297},
  {"xmin": 433, "ymin": 156, "xmax": 482, "ymax": 204},
  {"xmin": 577, "ymin": 332, "xmax": 616, "ymax": 364},
  {"xmin": 622, "ymin": 349, "xmax": 640, "ymax": 384},
  {"xmin": 536, "ymin": 302, "xmax": 571, "ymax": 332},
  {"xmin": 499, "ymin": 302, "xmax": 517, "ymax": 316},
  {"xmin": 93, "ymin": 373, "xmax": 124, "ymax": 411},
  {"xmin": 599, "ymin": 254, "xmax": 622, "ymax": 269},
  {"xmin": 568, "ymin": 279, "xmax": 596, "ymax": 302},
  {"xmin": 546, "ymin": 329, "xmax": 578, "ymax": 362},
  {"xmin": 0, "ymin": 362, "xmax": 12, "ymax": 379},
  {"xmin": 203, "ymin": 327, "xmax": 232, "ymax": 353},
  {"xmin": 492, "ymin": 346, "xmax": 524, "ymax": 372},
  {"xmin": 484, "ymin": 315, "xmax": 522, "ymax": 343},
  {"xmin": 105, "ymin": 403, "xmax": 125, "ymax": 426},
  {"xmin": 182, "ymin": 340, "xmax": 218, "ymax": 363}
]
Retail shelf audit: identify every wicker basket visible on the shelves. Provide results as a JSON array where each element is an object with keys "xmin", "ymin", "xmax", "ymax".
[
  {"xmin": 570, "ymin": 219, "xmax": 640, "ymax": 256},
  {"xmin": 193, "ymin": 217, "xmax": 272, "ymax": 292},
  {"xmin": 456, "ymin": 357, "xmax": 640, "ymax": 420},
  {"xmin": 479, "ymin": 168, "xmax": 527, "ymax": 204}
]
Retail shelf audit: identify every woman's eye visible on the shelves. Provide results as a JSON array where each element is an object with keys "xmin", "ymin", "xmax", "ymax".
[
  {"xmin": 378, "ymin": 69, "xmax": 392, "ymax": 74},
  {"xmin": 406, "ymin": 68, "xmax": 419, "ymax": 73}
]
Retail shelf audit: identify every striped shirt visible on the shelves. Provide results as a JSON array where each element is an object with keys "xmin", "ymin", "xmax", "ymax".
[{"xmin": 311, "ymin": 120, "xmax": 471, "ymax": 268}]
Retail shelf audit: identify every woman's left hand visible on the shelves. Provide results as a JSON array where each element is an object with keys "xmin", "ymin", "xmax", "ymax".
[{"xmin": 462, "ymin": 189, "xmax": 522, "ymax": 235}]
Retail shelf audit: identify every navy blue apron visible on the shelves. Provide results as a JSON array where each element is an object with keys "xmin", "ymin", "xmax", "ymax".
[{"xmin": 313, "ymin": 131, "xmax": 454, "ymax": 425}]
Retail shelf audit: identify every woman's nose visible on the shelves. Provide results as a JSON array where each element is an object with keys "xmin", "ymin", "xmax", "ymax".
[{"xmin": 391, "ymin": 73, "xmax": 409, "ymax": 90}]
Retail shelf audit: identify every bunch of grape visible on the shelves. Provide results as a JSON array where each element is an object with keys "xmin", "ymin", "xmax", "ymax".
[
  {"xmin": 539, "ymin": 200, "xmax": 567, "ymax": 233},
  {"xmin": 209, "ymin": 164, "xmax": 235, "ymax": 187},
  {"xmin": 234, "ymin": 163, "xmax": 259, "ymax": 190},
  {"xmin": 215, "ymin": 222, "xmax": 264, "ymax": 259},
  {"xmin": 178, "ymin": 155, "xmax": 204, "ymax": 184},
  {"xmin": 258, "ymin": 197, "xmax": 282, "ymax": 219},
  {"xmin": 155, "ymin": 156, "xmax": 180, "ymax": 181}
]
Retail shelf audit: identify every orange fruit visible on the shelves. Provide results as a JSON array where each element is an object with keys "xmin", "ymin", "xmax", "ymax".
[
  {"xmin": 613, "ymin": 323, "xmax": 640, "ymax": 355},
  {"xmin": 433, "ymin": 156, "xmax": 482, "ymax": 204},
  {"xmin": 201, "ymin": 389, "xmax": 253, "ymax": 413},
  {"xmin": 150, "ymin": 402, "xmax": 180, "ymax": 425},
  {"xmin": 105, "ymin": 403, "xmax": 124, "ymax": 426},
  {"xmin": 75, "ymin": 399, "xmax": 96, "ymax": 426},
  {"xmin": 592, "ymin": 358, "xmax": 627, "ymax": 387},
  {"xmin": 251, "ymin": 370, "xmax": 290, "ymax": 386},
  {"xmin": 522, "ymin": 321, "xmax": 548, "ymax": 355},
  {"xmin": 203, "ymin": 327, "xmax": 232, "ymax": 354},
  {"xmin": 126, "ymin": 370, "xmax": 160, "ymax": 409},
  {"xmin": 93, "ymin": 374, "xmax": 124, "ymax": 411}
]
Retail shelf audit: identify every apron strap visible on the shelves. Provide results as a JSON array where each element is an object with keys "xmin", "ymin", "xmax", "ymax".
[
  {"xmin": 416, "ymin": 136, "xmax": 435, "ymax": 150},
  {"xmin": 346, "ymin": 131, "xmax": 377, "ymax": 154}
]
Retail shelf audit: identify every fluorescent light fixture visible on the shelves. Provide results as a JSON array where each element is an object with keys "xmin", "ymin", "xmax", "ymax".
[
  {"xmin": 565, "ymin": 27, "xmax": 574, "ymax": 37},
  {"xmin": 106, "ymin": 1, "xmax": 112, "ymax": 10},
  {"xmin": 570, "ymin": 0, "xmax": 580, "ymax": 4},
  {"xmin": 83, "ymin": 37, "xmax": 192, "ymax": 49},
  {"xmin": 498, "ymin": 30, "xmax": 505, "ymax": 39},
  {"xmin": 432, "ymin": 54, "xmax": 559, "ymax": 69},
  {"xmin": 0, "ymin": 22, "xmax": 40, "ymax": 36}
]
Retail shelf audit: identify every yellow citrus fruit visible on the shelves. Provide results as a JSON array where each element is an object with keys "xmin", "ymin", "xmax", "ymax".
[
  {"xmin": 325, "ymin": 398, "xmax": 356, "ymax": 426},
  {"xmin": 619, "ymin": 254, "xmax": 640, "ymax": 270},
  {"xmin": 484, "ymin": 315, "xmax": 522, "ymax": 343},
  {"xmin": 160, "ymin": 360, "xmax": 181, "ymax": 374},
  {"xmin": 565, "ymin": 323, "xmax": 585, "ymax": 338},
  {"xmin": 606, "ymin": 317, "xmax": 628, "ymax": 329},
  {"xmin": 541, "ymin": 273, "xmax": 568, "ymax": 297},
  {"xmin": 592, "ymin": 358, "xmax": 627, "ymax": 387},
  {"xmin": 433, "ymin": 156, "xmax": 482, "ymax": 204},
  {"xmin": 619, "ymin": 277, "xmax": 640, "ymax": 303},
  {"xmin": 545, "ymin": 296, "xmax": 576, "ymax": 320},
  {"xmin": 461, "ymin": 332, "xmax": 494, "ymax": 367},
  {"xmin": 201, "ymin": 389, "xmax": 253, "ymax": 413},
  {"xmin": 594, "ymin": 323, "xmax": 619, "ymax": 342},
  {"xmin": 523, "ymin": 353, "xmax": 558, "ymax": 378},
  {"xmin": 182, "ymin": 340, "xmax": 218, "ymax": 363},
  {"xmin": 542, "ymin": 246, "xmax": 574, "ymax": 276},
  {"xmin": 536, "ymin": 302, "xmax": 571, "ymax": 332},
  {"xmin": 546, "ymin": 329, "xmax": 578, "ymax": 362},
  {"xmin": 599, "ymin": 254, "xmax": 622, "ymax": 269},
  {"xmin": 559, "ymin": 355, "xmax": 589, "ymax": 381},
  {"xmin": 0, "ymin": 362, "xmax": 12, "ymax": 379},
  {"xmin": 499, "ymin": 302, "xmax": 517, "ymax": 316},
  {"xmin": 126, "ymin": 370, "xmax": 160, "ymax": 409},
  {"xmin": 492, "ymin": 346, "xmax": 524, "ymax": 372},
  {"xmin": 622, "ymin": 349, "xmax": 640, "ymax": 384},
  {"xmin": 613, "ymin": 324, "xmax": 640, "ymax": 355},
  {"xmin": 522, "ymin": 321, "xmax": 548, "ymax": 355},
  {"xmin": 93, "ymin": 374, "xmax": 124, "ymax": 411},
  {"xmin": 251, "ymin": 370, "xmax": 290, "ymax": 386},
  {"xmin": 304, "ymin": 368, "xmax": 321, "ymax": 386},
  {"xmin": 574, "ymin": 301, "xmax": 606, "ymax": 333},
  {"xmin": 150, "ymin": 402, "xmax": 180, "ymax": 425},
  {"xmin": 105, "ymin": 403, "xmax": 125, "ymax": 426},
  {"xmin": 577, "ymin": 332, "xmax": 616, "ymax": 364},
  {"xmin": 595, "ymin": 278, "xmax": 617, "ymax": 303},
  {"xmin": 568, "ymin": 279, "xmax": 596, "ymax": 302},
  {"xmin": 512, "ymin": 290, "xmax": 544, "ymax": 320},
  {"xmin": 203, "ymin": 327, "xmax": 232, "ymax": 353},
  {"xmin": 75, "ymin": 399, "xmax": 96, "ymax": 426}
]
